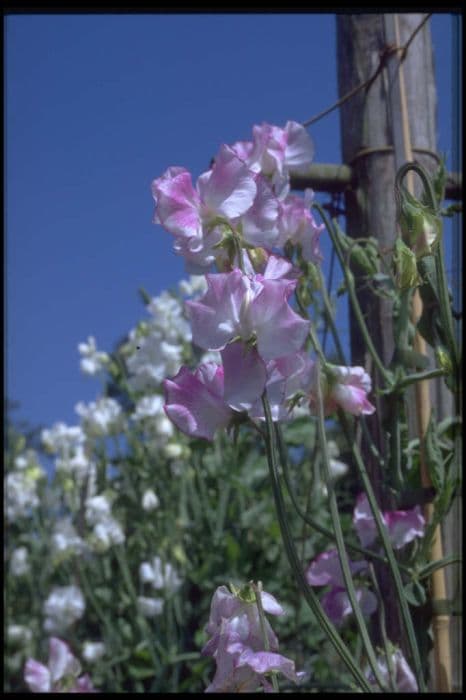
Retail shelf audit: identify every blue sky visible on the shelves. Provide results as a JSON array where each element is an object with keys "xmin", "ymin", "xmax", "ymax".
[{"xmin": 5, "ymin": 12, "xmax": 459, "ymax": 435}]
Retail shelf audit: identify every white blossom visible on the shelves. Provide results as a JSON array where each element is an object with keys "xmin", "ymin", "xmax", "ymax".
[
  {"xmin": 178, "ymin": 275, "xmax": 208, "ymax": 298},
  {"xmin": 82, "ymin": 641, "xmax": 106, "ymax": 663},
  {"xmin": 41, "ymin": 423, "xmax": 85, "ymax": 455},
  {"xmin": 127, "ymin": 332, "xmax": 184, "ymax": 392},
  {"xmin": 85, "ymin": 494, "xmax": 112, "ymax": 525},
  {"xmin": 78, "ymin": 336, "xmax": 109, "ymax": 376},
  {"xmin": 51, "ymin": 518, "xmax": 87, "ymax": 557},
  {"xmin": 7, "ymin": 624, "xmax": 33, "ymax": 646},
  {"xmin": 132, "ymin": 394, "xmax": 165, "ymax": 420},
  {"xmin": 139, "ymin": 556, "xmax": 182, "ymax": 594},
  {"xmin": 142, "ymin": 489, "xmax": 160, "ymax": 511},
  {"xmin": 5, "ymin": 471, "xmax": 41, "ymax": 521},
  {"xmin": 92, "ymin": 518, "xmax": 125, "ymax": 551},
  {"xmin": 137, "ymin": 596, "xmax": 165, "ymax": 618},
  {"xmin": 75, "ymin": 397, "xmax": 123, "ymax": 437},
  {"xmin": 9, "ymin": 546, "xmax": 30, "ymax": 576},
  {"xmin": 55, "ymin": 445, "xmax": 93, "ymax": 482},
  {"xmin": 43, "ymin": 585, "xmax": 85, "ymax": 633}
]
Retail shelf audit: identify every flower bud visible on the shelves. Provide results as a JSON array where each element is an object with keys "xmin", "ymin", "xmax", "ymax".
[
  {"xmin": 397, "ymin": 190, "xmax": 441, "ymax": 258},
  {"xmin": 394, "ymin": 238, "xmax": 421, "ymax": 290}
]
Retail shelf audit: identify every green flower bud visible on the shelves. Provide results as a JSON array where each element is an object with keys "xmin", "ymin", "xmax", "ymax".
[
  {"xmin": 394, "ymin": 238, "xmax": 421, "ymax": 290},
  {"xmin": 247, "ymin": 246, "xmax": 268, "ymax": 271},
  {"xmin": 435, "ymin": 346, "xmax": 453, "ymax": 375},
  {"xmin": 397, "ymin": 189, "xmax": 441, "ymax": 258}
]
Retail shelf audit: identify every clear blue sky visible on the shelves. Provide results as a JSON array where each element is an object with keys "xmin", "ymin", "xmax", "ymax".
[{"xmin": 5, "ymin": 12, "xmax": 459, "ymax": 434}]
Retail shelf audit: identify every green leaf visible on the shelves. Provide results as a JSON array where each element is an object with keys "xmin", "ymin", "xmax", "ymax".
[
  {"xmin": 128, "ymin": 664, "xmax": 156, "ymax": 680},
  {"xmin": 404, "ymin": 580, "xmax": 427, "ymax": 607},
  {"xmin": 422, "ymin": 413, "xmax": 444, "ymax": 493}
]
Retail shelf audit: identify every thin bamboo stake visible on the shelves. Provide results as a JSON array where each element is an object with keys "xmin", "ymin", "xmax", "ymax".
[{"xmin": 384, "ymin": 13, "xmax": 452, "ymax": 692}]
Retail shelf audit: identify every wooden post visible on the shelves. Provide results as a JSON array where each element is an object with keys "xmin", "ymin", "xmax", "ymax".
[{"xmin": 335, "ymin": 13, "xmax": 458, "ymax": 690}]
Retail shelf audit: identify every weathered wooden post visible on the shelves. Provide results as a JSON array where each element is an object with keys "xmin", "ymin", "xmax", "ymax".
[{"xmin": 335, "ymin": 12, "xmax": 458, "ymax": 692}]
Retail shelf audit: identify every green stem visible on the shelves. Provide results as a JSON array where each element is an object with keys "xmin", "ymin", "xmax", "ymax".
[
  {"xmin": 314, "ymin": 359, "xmax": 386, "ymax": 690},
  {"xmin": 261, "ymin": 393, "xmax": 374, "ymax": 692},
  {"xmin": 312, "ymin": 202, "xmax": 392, "ymax": 385},
  {"xmin": 113, "ymin": 545, "xmax": 164, "ymax": 676},
  {"xmin": 254, "ymin": 581, "xmax": 279, "ymax": 692},
  {"xmin": 368, "ymin": 562, "xmax": 397, "ymax": 692},
  {"xmin": 276, "ymin": 422, "xmax": 409, "ymax": 571},
  {"xmin": 338, "ymin": 409, "xmax": 427, "ymax": 692}
]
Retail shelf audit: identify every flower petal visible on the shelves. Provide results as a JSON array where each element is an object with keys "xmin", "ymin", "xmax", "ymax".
[
  {"xmin": 221, "ymin": 342, "xmax": 267, "ymax": 411},
  {"xmin": 198, "ymin": 145, "xmax": 257, "ymax": 219},
  {"xmin": 24, "ymin": 659, "xmax": 52, "ymax": 693},
  {"xmin": 163, "ymin": 365, "xmax": 232, "ymax": 440}
]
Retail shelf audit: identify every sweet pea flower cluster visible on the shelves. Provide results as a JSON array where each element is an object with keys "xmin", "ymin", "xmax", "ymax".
[
  {"xmin": 306, "ymin": 493, "xmax": 425, "ymax": 626},
  {"xmin": 152, "ymin": 121, "xmax": 323, "ymax": 272},
  {"xmin": 153, "ymin": 121, "xmax": 376, "ymax": 439},
  {"xmin": 24, "ymin": 637, "xmax": 96, "ymax": 693},
  {"xmin": 202, "ymin": 584, "xmax": 306, "ymax": 692}
]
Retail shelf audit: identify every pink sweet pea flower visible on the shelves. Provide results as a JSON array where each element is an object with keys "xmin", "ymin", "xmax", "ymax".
[
  {"xmin": 202, "ymin": 584, "xmax": 306, "ymax": 693},
  {"xmin": 366, "ymin": 648, "xmax": 418, "ymax": 692},
  {"xmin": 163, "ymin": 363, "xmax": 233, "ymax": 441},
  {"xmin": 152, "ymin": 145, "xmax": 257, "ymax": 269},
  {"xmin": 24, "ymin": 637, "xmax": 96, "ymax": 693},
  {"xmin": 186, "ymin": 269, "xmax": 309, "ymax": 362},
  {"xmin": 353, "ymin": 493, "xmax": 425, "ymax": 550},
  {"xmin": 310, "ymin": 363, "xmax": 376, "ymax": 417},
  {"xmin": 247, "ymin": 351, "xmax": 314, "ymax": 421},
  {"xmin": 305, "ymin": 548, "xmax": 368, "ymax": 587},
  {"xmin": 278, "ymin": 189, "xmax": 325, "ymax": 263},
  {"xmin": 321, "ymin": 585, "xmax": 378, "ymax": 628},
  {"xmin": 237, "ymin": 174, "xmax": 281, "ymax": 248},
  {"xmin": 246, "ymin": 121, "xmax": 314, "ymax": 187},
  {"xmin": 305, "ymin": 549, "xmax": 377, "ymax": 628}
]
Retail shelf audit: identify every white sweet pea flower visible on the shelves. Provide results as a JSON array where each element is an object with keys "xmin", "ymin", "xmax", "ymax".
[
  {"xmin": 82, "ymin": 641, "xmax": 106, "ymax": 663},
  {"xmin": 5, "ymin": 471, "xmax": 41, "ymax": 521},
  {"xmin": 75, "ymin": 397, "xmax": 124, "ymax": 437},
  {"xmin": 85, "ymin": 494, "xmax": 112, "ymax": 525},
  {"xmin": 132, "ymin": 394, "xmax": 165, "ymax": 420},
  {"xmin": 178, "ymin": 275, "xmax": 208, "ymax": 298},
  {"xmin": 9, "ymin": 546, "xmax": 30, "ymax": 576},
  {"xmin": 51, "ymin": 518, "xmax": 87, "ymax": 557},
  {"xmin": 139, "ymin": 556, "xmax": 182, "ymax": 594},
  {"xmin": 43, "ymin": 585, "xmax": 85, "ymax": 633},
  {"xmin": 78, "ymin": 336, "xmax": 109, "ymax": 376},
  {"xmin": 7, "ymin": 624, "xmax": 33, "ymax": 646},
  {"xmin": 92, "ymin": 517, "xmax": 125, "ymax": 551},
  {"xmin": 137, "ymin": 596, "xmax": 165, "ymax": 618},
  {"xmin": 142, "ymin": 489, "xmax": 160, "ymax": 511},
  {"xmin": 41, "ymin": 423, "xmax": 85, "ymax": 455}
]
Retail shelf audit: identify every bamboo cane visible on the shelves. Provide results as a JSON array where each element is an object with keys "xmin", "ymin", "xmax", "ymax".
[{"xmin": 384, "ymin": 13, "xmax": 452, "ymax": 692}]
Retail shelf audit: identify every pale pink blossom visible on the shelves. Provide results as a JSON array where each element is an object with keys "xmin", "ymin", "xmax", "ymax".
[
  {"xmin": 152, "ymin": 145, "xmax": 257, "ymax": 269},
  {"xmin": 353, "ymin": 493, "xmax": 425, "ymax": 550},
  {"xmin": 202, "ymin": 585, "xmax": 306, "ymax": 692},
  {"xmin": 234, "ymin": 121, "xmax": 314, "ymax": 194},
  {"xmin": 164, "ymin": 344, "xmax": 312, "ymax": 439},
  {"xmin": 305, "ymin": 549, "xmax": 377, "ymax": 628},
  {"xmin": 366, "ymin": 647, "xmax": 418, "ymax": 692},
  {"xmin": 310, "ymin": 363, "xmax": 376, "ymax": 416},
  {"xmin": 186, "ymin": 269, "xmax": 309, "ymax": 361},
  {"xmin": 163, "ymin": 363, "xmax": 233, "ymax": 440},
  {"xmin": 278, "ymin": 189, "xmax": 325, "ymax": 263},
  {"xmin": 24, "ymin": 637, "xmax": 96, "ymax": 693}
]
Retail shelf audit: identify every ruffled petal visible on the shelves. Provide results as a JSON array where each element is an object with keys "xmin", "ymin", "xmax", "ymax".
[
  {"xmin": 163, "ymin": 365, "xmax": 232, "ymax": 440},
  {"xmin": 24, "ymin": 659, "xmax": 52, "ymax": 693},
  {"xmin": 198, "ymin": 145, "xmax": 257, "ymax": 219},
  {"xmin": 221, "ymin": 342, "xmax": 267, "ymax": 411}
]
